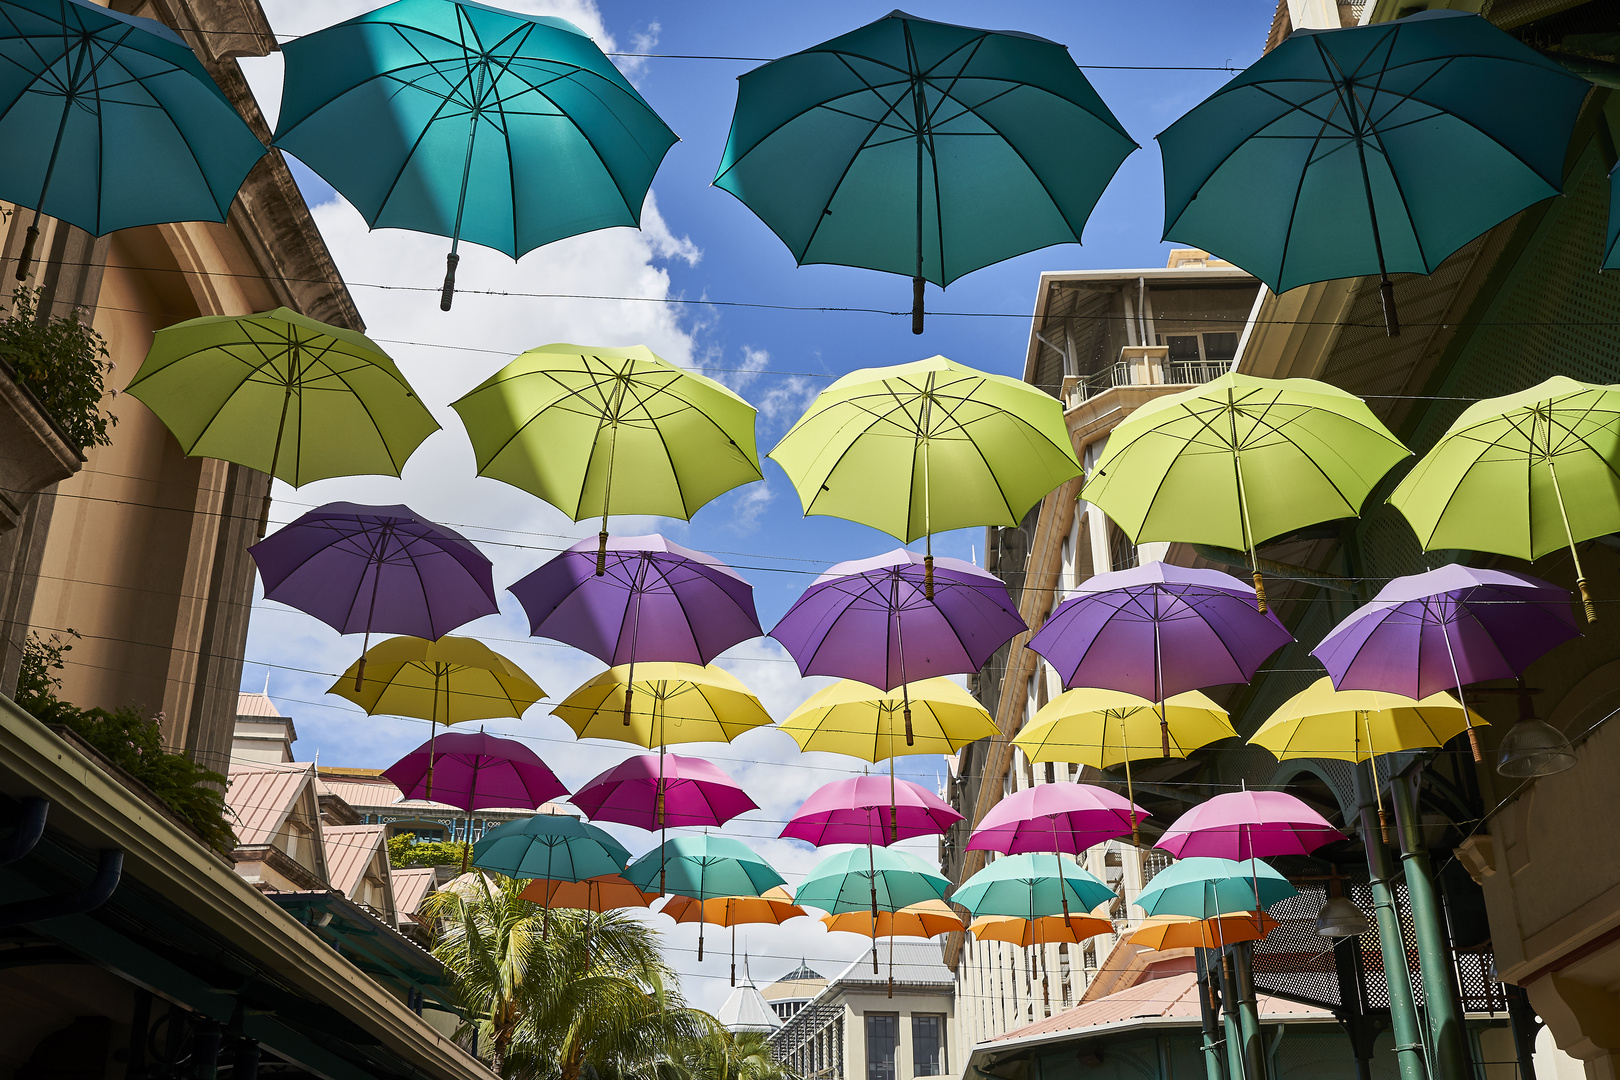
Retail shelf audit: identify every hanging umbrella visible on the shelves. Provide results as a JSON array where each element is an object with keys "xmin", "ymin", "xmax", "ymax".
[
  {"xmin": 518, "ymin": 873, "xmax": 658, "ymax": 912},
  {"xmin": 0, "ymin": 0, "xmax": 266, "ymax": 279},
  {"xmin": 715, "ymin": 11, "xmax": 1135, "ymax": 331},
  {"xmin": 273, "ymin": 0, "xmax": 677, "ymax": 309},
  {"xmin": 473, "ymin": 812, "xmax": 629, "ymax": 939},
  {"xmin": 1013, "ymin": 688, "xmax": 1235, "ymax": 845},
  {"xmin": 969, "ymin": 914, "xmax": 1113, "ymax": 947},
  {"xmin": 1156, "ymin": 791, "xmax": 1345, "ymax": 862},
  {"xmin": 623, "ymin": 836, "xmax": 785, "ymax": 961},
  {"xmin": 1128, "ymin": 913, "xmax": 1278, "ymax": 951},
  {"xmin": 553, "ymin": 663, "xmax": 772, "ymax": 747},
  {"xmin": 1134, "ymin": 857, "xmax": 1297, "ymax": 919},
  {"xmin": 331, "ymin": 635, "xmax": 543, "ymax": 796},
  {"xmin": 796, "ymin": 846, "xmax": 951, "ymax": 976},
  {"xmin": 661, "ymin": 886, "xmax": 807, "ymax": 986},
  {"xmin": 1157, "ymin": 10, "xmax": 1588, "ymax": 335},
  {"xmin": 769, "ymin": 358, "xmax": 1082, "ymax": 576},
  {"xmin": 570, "ymin": 753, "xmax": 757, "ymax": 831},
  {"xmin": 953, "ymin": 853, "xmax": 1114, "ymax": 919},
  {"xmin": 1606, "ymin": 162, "xmax": 1618, "ymax": 272},
  {"xmin": 967, "ymin": 783, "xmax": 1146, "ymax": 856},
  {"xmin": 781, "ymin": 775, "xmax": 961, "ymax": 848},
  {"xmin": 252, "ymin": 502, "xmax": 498, "ymax": 690},
  {"xmin": 771, "ymin": 550, "xmax": 1024, "ymax": 740},
  {"xmin": 777, "ymin": 677, "xmax": 1000, "ymax": 760},
  {"xmin": 1389, "ymin": 379, "xmax": 1620, "ymax": 624},
  {"xmin": 1079, "ymin": 374, "xmax": 1409, "ymax": 607},
  {"xmin": 452, "ymin": 345, "xmax": 762, "ymax": 569},
  {"xmin": 822, "ymin": 899, "xmax": 965, "ymax": 939},
  {"xmin": 125, "ymin": 309, "xmax": 439, "ymax": 535}
]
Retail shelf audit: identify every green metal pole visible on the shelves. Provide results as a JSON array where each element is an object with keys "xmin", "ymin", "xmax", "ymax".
[
  {"xmin": 1219, "ymin": 950, "xmax": 1247, "ymax": 1080},
  {"xmin": 1231, "ymin": 943, "xmax": 1269, "ymax": 1080},
  {"xmin": 1356, "ymin": 761, "xmax": 1428, "ymax": 1080},
  {"xmin": 1391, "ymin": 773, "xmax": 1471, "ymax": 1080},
  {"xmin": 1197, "ymin": 950, "xmax": 1228, "ymax": 1080}
]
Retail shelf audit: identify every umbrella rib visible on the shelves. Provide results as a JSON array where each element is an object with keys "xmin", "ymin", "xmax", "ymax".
[{"xmin": 1341, "ymin": 42, "xmax": 1437, "ymax": 273}]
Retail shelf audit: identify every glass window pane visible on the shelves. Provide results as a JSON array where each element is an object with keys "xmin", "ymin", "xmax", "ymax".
[
  {"xmin": 1166, "ymin": 335, "xmax": 1201, "ymax": 361},
  {"xmin": 912, "ymin": 1015, "xmax": 945, "ymax": 1076},
  {"xmin": 1203, "ymin": 332, "xmax": 1239, "ymax": 361},
  {"xmin": 866, "ymin": 1014, "xmax": 897, "ymax": 1080}
]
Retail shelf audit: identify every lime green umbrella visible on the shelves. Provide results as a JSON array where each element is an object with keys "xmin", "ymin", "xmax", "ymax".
[
  {"xmin": 124, "ymin": 307, "xmax": 439, "ymax": 535},
  {"xmin": 1080, "ymin": 372, "xmax": 1408, "ymax": 609},
  {"xmin": 1389, "ymin": 376, "xmax": 1620, "ymax": 624},
  {"xmin": 451, "ymin": 344, "xmax": 762, "ymax": 571},
  {"xmin": 770, "ymin": 355, "xmax": 1080, "ymax": 593}
]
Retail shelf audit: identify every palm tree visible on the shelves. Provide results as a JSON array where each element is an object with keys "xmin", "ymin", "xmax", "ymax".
[{"xmin": 681, "ymin": 1031, "xmax": 797, "ymax": 1080}]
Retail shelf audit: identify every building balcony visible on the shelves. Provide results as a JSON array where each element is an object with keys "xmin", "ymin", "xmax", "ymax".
[{"xmin": 1061, "ymin": 346, "xmax": 1230, "ymax": 410}]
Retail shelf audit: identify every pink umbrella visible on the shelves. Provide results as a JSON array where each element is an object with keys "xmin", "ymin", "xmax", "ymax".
[
  {"xmin": 967, "ymin": 783, "xmax": 1146, "ymax": 855},
  {"xmin": 570, "ymin": 753, "xmax": 757, "ymax": 831},
  {"xmin": 782, "ymin": 775, "xmax": 962, "ymax": 847},
  {"xmin": 1155, "ymin": 790, "xmax": 1344, "ymax": 861}
]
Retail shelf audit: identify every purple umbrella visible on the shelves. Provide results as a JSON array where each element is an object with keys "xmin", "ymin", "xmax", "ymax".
[
  {"xmin": 1027, "ymin": 562, "xmax": 1293, "ymax": 756},
  {"xmin": 967, "ymin": 783, "xmax": 1146, "ymax": 855},
  {"xmin": 1156, "ymin": 790, "xmax": 1344, "ymax": 861},
  {"xmin": 782, "ymin": 775, "xmax": 962, "ymax": 847},
  {"xmin": 1311, "ymin": 564, "xmax": 1578, "ymax": 762},
  {"xmin": 251, "ymin": 502, "xmax": 498, "ymax": 689},
  {"xmin": 571, "ymin": 752, "xmax": 758, "ymax": 831},
  {"xmin": 384, "ymin": 730, "xmax": 568, "ymax": 871}
]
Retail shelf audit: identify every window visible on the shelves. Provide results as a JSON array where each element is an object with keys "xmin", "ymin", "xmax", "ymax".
[
  {"xmin": 1165, "ymin": 334, "xmax": 1201, "ymax": 361},
  {"xmin": 866, "ymin": 1014, "xmax": 898, "ymax": 1080},
  {"xmin": 912, "ymin": 1015, "xmax": 946, "ymax": 1076},
  {"xmin": 1203, "ymin": 332, "xmax": 1239, "ymax": 361}
]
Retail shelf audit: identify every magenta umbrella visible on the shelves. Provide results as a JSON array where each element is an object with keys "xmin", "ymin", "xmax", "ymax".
[
  {"xmin": 967, "ymin": 783, "xmax": 1146, "ymax": 856},
  {"xmin": 1156, "ymin": 790, "xmax": 1344, "ymax": 861},
  {"xmin": 782, "ymin": 775, "xmax": 962, "ymax": 847},
  {"xmin": 571, "ymin": 753, "xmax": 758, "ymax": 831}
]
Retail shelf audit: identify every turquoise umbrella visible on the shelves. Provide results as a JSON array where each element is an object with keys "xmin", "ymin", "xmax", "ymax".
[
  {"xmin": 624, "ymin": 836, "xmax": 785, "ymax": 961},
  {"xmin": 715, "ymin": 11, "xmax": 1135, "ymax": 333},
  {"xmin": 0, "ymin": 0, "xmax": 266, "ymax": 280},
  {"xmin": 1134, "ymin": 857, "xmax": 1296, "ymax": 919},
  {"xmin": 795, "ymin": 846, "xmax": 952, "ymax": 975},
  {"xmin": 1158, "ymin": 10, "xmax": 1588, "ymax": 336},
  {"xmin": 1605, "ymin": 162, "xmax": 1618, "ymax": 272},
  {"xmin": 953, "ymin": 852, "xmax": 1115, "ymax": 919},
  {"xmin": 274, "ymin": 0, "xmax": 677, "ymax": 310},
  {"xmin": 471, "ymin": 813, "xmax": 628, "ymax": 880}
]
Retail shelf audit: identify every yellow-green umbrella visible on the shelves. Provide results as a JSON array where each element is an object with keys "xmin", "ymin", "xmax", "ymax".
[
  {"xmin": 1389, "ymin": 376, "xmax": 1620, "ymax": 623},
  {"xmin": 776, "ymin": 677, "xmax": 999, "ymax": 761},
  {"xmin": 1014, "ymin": 688, "xmax": 1235, "ymax": 844},
  {"xmin": 552, "ymin": 662, "xmax": 773, "ymax": 748},
  {"xmin": 1080, "ymin": 372, "xmax": 1408, "ymax": 610},
  {"xmin": 451, "ymin": 344, "xmax": 762, "ymax": 571},
  {"xmin": 770, "ymin": 356, "xmax": 1081, "ymax": 594}
]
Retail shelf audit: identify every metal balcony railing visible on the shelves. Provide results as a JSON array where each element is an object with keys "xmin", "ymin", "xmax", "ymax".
[{"xmin": 1061, "ymin": 348, "xmax": 1229, "ymax": 409}]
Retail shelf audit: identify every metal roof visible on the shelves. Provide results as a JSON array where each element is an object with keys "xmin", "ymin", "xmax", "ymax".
[
  {"xmin": 830, "ymin": 940, "xmax": 953, "ymax": 988},
  {"xmin": 237, "ymin": 691, "xmax": 283, "ymax": 717},
  {"xmin": 390, "ymin": 868, "xmax": 436, "ymax": 918},
  {"xmin": 324, "ymin": 824, "xmax": 388, "ymax": 898},
  {"xmin": 716, "ymin": 981, "xmax": 783, "ymax": 1033},
  {"xmin": 226, "ymin": 764, "xmax": 315, "ymax": 846}
]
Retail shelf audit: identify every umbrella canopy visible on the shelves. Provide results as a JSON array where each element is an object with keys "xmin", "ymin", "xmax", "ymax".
[
  {"xmin": 383, "ymin": 730, "xmax": 566, "ymax": 812},
  {"xmin": 623, "ymin": 835, "xmax": 785, "ymax": 902},
  {"xmin": 273, "ymin": 0, "xmax": 677, "ymax": 309},
  {"xmin": 771, "ymin": 549, "xmax": 1025, "ymax": 697},
  {"xmin": 331, "ymin": 635, "xmax": 544, "ymax": 726},
  {"xmin": 125, "ymin": 309, "xmax": 439, "ymax": 534},
  {"xmin": 953, "ymin": 852, "xmax": 1115, "ymax": 919},
  {"xmin": 769, "ymin": 357, "xmax": 1082, "ymax": 546},
  {"xmin": 967, "ymin": 783, "xmax": 1146, "ymax": 856},
  {"xmin": 822, "ymin": 900, "xmax": 965, "ymax": 939},
  {"xmin": 0, "ymin": 0, "xmax": 266, "ymax": 277},
  {"xmin": 1128, "ymin": 913, "xmax": 1278, "ymax": 951},
  {"xmin": 1156, "ymin": 791, "xmax": 1345, "ymax": 861},
  {"xmin": 1607, "ymin": 163, "xmax": 1619, "ymax": 272},
  {"xmin": 1389, "ymin": 379, "xmax": 1620, "ymax": 622},
  {"xmin": 794, "ymin": 847, "xmax": 951, "ymax": 915},
  {"xmin": 781, "ymin": 775, "xmax": 962, "ymax": 847},
  {"xmin": 661, "ymin": 887, "xmax": 806, "ymax": 928},
  {"xmin": 969, "ymin": 914, "xmax": 1113, "ymax": 947},
  {"xmin": 553, "ymin": 662, "xmax": 772, "ymax": 748},
  {"xmin": 1135, "ymin": 857, "xmax": 1297, "ymax": 919},
  {"xmin": 1014, "ymin": 688, "xmax": 1236, "ymax": 768},
  {"xmin": 518, "ymin": 874, "xmax": 657, "ymax": 911},
  {"xmin": 715, "ymin": 11, "xmax": 1135, "ymax": 330},
  {"xmin": 510, "ymin": 534, "xmax": 761, "ymax": 666},
  {"xmin": 472, "ymin": 813, "xmax": 629, "ymax": 881},
  {"xmin": 777, "ymin": 677, "xmax": 1000, "ymax": 761},
  {"xmin": 453, "ymin": 345, "xmax": 761, "ymax": 551},
  {"xmin": 570, "ymin": 752, "xmax": 757, "ymax": 831},
  {"xmin": 1249, "ymin": 677, "xmax": 1484, "ymax": 763},
  {"xmin": 1157, "ymin": 10, "xmax": 1588, "ymax": 335},
  {"xmin": 1078, "ymin": 373, "xmax": 1408, "ymax": 606}
]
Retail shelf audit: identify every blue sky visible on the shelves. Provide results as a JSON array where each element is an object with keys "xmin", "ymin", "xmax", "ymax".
[{"xmin": 241, "ymin": 0, "xmax": 1274, "ymax": 1007}]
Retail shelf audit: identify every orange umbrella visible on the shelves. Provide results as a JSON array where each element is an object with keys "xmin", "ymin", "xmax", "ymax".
[
  {"xmin": 518, "ymin": 874, "xmax": 658, "ymax": 911},
  {"xmin": 660, "ymin": 886, "xmax": 807, "ymax": 985},
  {"xmin": 1127, "ymin": 912, "xmax": 1278, "ymax": 951},
  {"xmin": 820, "ymin": 899, "xmax": 966, "ymax": 938},
  {"xmin": 969, "ymin": 913, "xmax": 1113, "ymax": 947}
]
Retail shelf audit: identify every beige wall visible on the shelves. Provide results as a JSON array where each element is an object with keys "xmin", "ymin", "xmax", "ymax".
[{"xmin": 838, "ymin": 990, "xmax": 958, "ymax": 1080}]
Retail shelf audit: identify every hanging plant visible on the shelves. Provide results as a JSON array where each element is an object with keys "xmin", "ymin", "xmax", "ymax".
[{"xmin": 0, "ymin": 285, "xmax": 115, "ymax": 452}]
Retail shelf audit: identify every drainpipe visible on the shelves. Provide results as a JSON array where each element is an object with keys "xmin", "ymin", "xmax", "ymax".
[
  {"xmin": 1196, "ymin": 950, "xmax": 1228, "ymax": 1080},
  {"xmin": 1266, "ymin": 1023, "xmax": 1287, "ymax": 1080},
  {"xmin": 1356, "ymin": 762, "xmax": 1427, "ymax": 1080},
  {"xmin": 1391, "ymin": 772, "xmax": 1471, "ymax": 1080},
  {"xmin": 1231, "ymin": 943, "xmax": 1269, "ymax": 1080}
]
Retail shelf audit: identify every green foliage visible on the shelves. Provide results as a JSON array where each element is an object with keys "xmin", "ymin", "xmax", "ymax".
[
  {"xmin": 0, "ymin": 285, "xmax": 115, "ymax": 451},
  {"xmin": 14, "ymin": 632, "xmax": 235, "ymax": 854},
  {"xmin": 388, "ymin": 831, "xmax": 471, "ymax": 869}
]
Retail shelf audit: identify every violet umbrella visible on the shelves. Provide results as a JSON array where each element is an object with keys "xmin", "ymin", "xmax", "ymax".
[
  {"xmin": 1027, "ymin": 561, "xmax": 1292, "ymax": 756},
  {"xmin": 511, "ymin": 534, "xmax": 762, "ymax": 727},
  {"xmin": 1311, "ymin": 564, "xmax": 1578, "ymax": 762},
  {"xmin": 251, "ymin": 503, "xmax": 499, "ymax": 690},
  {"xmin": 383, "ymin": 729, "xmax": 568, "ymax": 871},
  {"xmin": 771, "ymin": 549, "xmax": 1025, "ymax": 743}
]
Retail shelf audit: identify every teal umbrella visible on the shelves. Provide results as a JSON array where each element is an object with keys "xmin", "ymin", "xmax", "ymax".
[
  {"xmin": 795, "ymin": 846, "xmax": 952, "ymax": 975},
  {"xmin": 1605, "ymin": 162, "xmax": 1618, "ymax": 272},
  {"xmin": 1158, "ymin": 10, "xmax": 1588, "ymax": 336},
  {"xmin": 0, "ymin": 0, "xmax": 267, "ymax": 280},
  {"xmin": 274, "ymin": 0, "xmax": 677, "ymax": 310},
  {"xmin": 471, "ymin": 813, "xmax": 628, "ymax": 880},
  {"xmin": 953, "ymin": 852, "xmax": 1114, "ymax": 919},
  {"xmin": 715, "ymin": 11, "xmax": 1135, "ymax": 333},
  {"xmin": 1134, "ymin": 857, "xmax": 1296, "ymax": 919},
  {"xmin": 624, "ymin": 836, "xmax": 784, "ymax": 961}
]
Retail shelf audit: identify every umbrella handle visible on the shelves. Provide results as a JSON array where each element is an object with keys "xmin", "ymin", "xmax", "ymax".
[
  {"xmin": 15, "ymin": 225, "xmax": 38, "ymax": 283},
  {"xmin": 623, "ymin": 684, "xmax": 634, "ymax": 727},
  {"xmin": 912, "ymin": 277, "xmax": 924, "ymax": 335},
  {"xmin": 1579, "ymin": 578, "xmax": 1597, "ymax": 624},
  {"xmin": 440, "ymin": 252, "xmax": 459, "ymax": 311},
  {"xmin": 1466, "ymin": 724, "xmax": 1482, "ymax": 764},
  {"xmin": 1379, "ymin": 277, "xmax": 1400, "ymax": 338},
  {"xmin": 597, "ymin": 530, "xmax": 609, "ymax": 576},
  {"xmin": 1252, "ymin": 572, "xmax": 1267, "ymax": 615},
  {"xmin": 924, "ymin": 554, "xmax": 934, "ymax": 601},
  {"xmin": 903, "ymin": 706, "xmax": 914, "ymax": 746}
]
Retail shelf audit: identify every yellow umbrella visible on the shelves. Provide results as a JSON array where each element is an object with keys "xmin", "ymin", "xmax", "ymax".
[
  {"xmin": 777, "ymin": 677, "xmax": 999, "ymax": 761},
  {"xmin": 518, "ymin": 874, "xmax": 658, "ymax": 912},
  {"xmin": 553, "ymin": 662, "xmax": 773, "ymax": 748},
  {"xmin": 661, "ymin": 886, "xmax": 807, "ymax": 985},
  {"xmin": 330, "ymin": 635, "xmax": 544, "ymax": 796},
  {"xmin": 1014, "ymin": 688, "xmax": 1235, "ymax": 843},
  {"xmin": 821, "ymin": 899, "xmax": 966, "ymax": 938},
  {"xmin": 968, "ymin": 913, "xmax": 1113, "ymax": 947},
  {"xmin": 1127, "ymin": 912, "xmax": 1277, "ymax": 951}
]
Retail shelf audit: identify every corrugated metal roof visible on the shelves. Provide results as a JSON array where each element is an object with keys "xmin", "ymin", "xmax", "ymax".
[
  {"xmin": 831, "ymin": 940, "xmax": 953, "ymax": 988},
  {"xmin": 316, "ymin": 776, "xmax": 565, "ymax": 817},
  {"xmin": 237, "ymin": 692, "xmax": 282, "ymax": 718},
  {"xmin": 324, "ymin": 824, "xmax": 387, "ymax": 898},
  {"xmin": 319, "ymin": 779, "xmax": 404, "ymax": 808},
  {"xmin": 226, "ymin": 765, "xmax": 313, "ymax": 846},
  {"xmin": 717, "ymin": 982, "xmax": 782, "ymax": 1033},
  {"xmin": 390, "ymin": 868, "xmax": 436, "ymax": 917}
]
